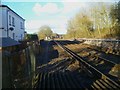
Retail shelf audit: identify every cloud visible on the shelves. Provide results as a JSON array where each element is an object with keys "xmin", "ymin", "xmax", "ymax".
[
  {"xmin": 28, "ymin": 2, "xmax": 89, "ymax": 34},
  {"xmin": 25, "ymin": 16, "xmax": 68, "ymax": 34},
  {"xmin": 3, "ymin": 0, "xmax": 118, "ymax": 2},
  {"xmin": 61, "ymin": 0, "xmax": 118, "ymax": 2},
  {"xmin": 28, "ymin": 1, "xmax": 113, "ymax": 34},
  {"xmin": 32, "ymin": 3, "xmax": 61, "ymax": 15},
  {"xmin": 32, "ymin": 2, "xmax": 88, "ymax": 16},
  {"xmin": 61, "ymin": 1, "xmax": 89, "ymax": 14}
]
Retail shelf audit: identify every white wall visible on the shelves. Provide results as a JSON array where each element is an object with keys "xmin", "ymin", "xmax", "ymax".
[
  {"xmin": 0, "ymin": 7, "xmax": 8, "ymax": 37},
  {"xmin": 0, "ymin": 6, "xmax": 25, "ymax": 41},
  {"xmin": 0, "ymin": 8, "xmax": 2, "ymax": 37},
  {"xmin": 8, "ymin": 9, "xmax": 25, "ymax": 41}
]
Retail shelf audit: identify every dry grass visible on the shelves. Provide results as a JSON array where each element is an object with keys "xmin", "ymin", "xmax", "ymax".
[
  {"xmin": 53, "ymin": 45, "xmax": 70, "ymax": 58},
  {"xmin": 109, "ymin": 64, "xmax": 120, "ymax": 78},
  {"xmin": 66, "ymin": 60, "xmax": 80, "ymax": 72}
]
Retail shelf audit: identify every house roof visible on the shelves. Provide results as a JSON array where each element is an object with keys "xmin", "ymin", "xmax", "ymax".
[
  {"xmin": 0, "ymin": 37, "xmax": 21, "ymax": 47},
  {"xmin": 0, "ymin": 5, "xmax": 25, "ymax": 21}
]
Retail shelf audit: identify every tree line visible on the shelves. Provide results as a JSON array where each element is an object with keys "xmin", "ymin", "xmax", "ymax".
[
  {"xmin": 37, "ymin": 25, "xmax": 59, "ymax": 39},
  {"xmin": 65, "ymin": 2, "xmax": 120, "ymax": 39},
  {"xmin": 26, "ymin": 2, "xmax": 120, "ymax": 40}
]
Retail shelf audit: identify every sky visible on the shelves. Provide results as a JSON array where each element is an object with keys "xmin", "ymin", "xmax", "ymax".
[{"xmin": 1, "ymin": 0, "xmax": 119, "ymax": 34}]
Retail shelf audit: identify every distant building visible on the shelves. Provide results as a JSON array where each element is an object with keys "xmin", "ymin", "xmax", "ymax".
[
  {"xmin": 45, "ymin": 36, "xmax": 51, "ymax": 40},
  {"xmin": 52, "ymin": 34, "xmax": 64, "ymax": 39},
  {"xmin": 0, "ymin": 5, "xmax": 25, "ymax": 41},
  {"xmin": 58, "ymin": 34, "xmax": 64, "ymax": 39}
]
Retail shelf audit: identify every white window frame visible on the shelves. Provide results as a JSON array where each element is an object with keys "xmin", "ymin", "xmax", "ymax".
[
  {"xmin": 9, "ymin": 15, "xmax": 11, "ymax": 25},
  {"xmin": 20, "ymin": 22, "xmax": 22, "ymax": 29},
  {"xmin": 12, "ymin": 17, "xmax": 15, "ymax": 27}
]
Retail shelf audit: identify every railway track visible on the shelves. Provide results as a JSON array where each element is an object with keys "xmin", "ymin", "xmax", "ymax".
[
  {"xmin": 87, "ymin": 47, "xmax": 120, "ymax": 64},
  {"xmin": 59, "ymin": 40, "xmax": 119, "ymax": 74},
  {"xmin": 35, "ymin": 40, "xmax": 120, "ymax": 89},
  {"xmin": 54, "ymin": 40, "xmax": 120, "ymax": 89},
  {"xmin": 60, "ymin": 40, "xmax": 118, "ymax": 65}
]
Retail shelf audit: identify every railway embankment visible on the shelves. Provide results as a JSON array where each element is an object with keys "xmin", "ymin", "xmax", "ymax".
[
  {"xmin": 80, "ymin": 39, "xmax": 120, "ymax": 55},
  {"xmin": 63, "ymin": 40, "xmax": 120, "ymax": 80}
]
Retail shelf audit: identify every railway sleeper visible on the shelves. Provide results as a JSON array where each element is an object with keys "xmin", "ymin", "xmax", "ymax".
[
  {"xmin": 43, "ymin": 72, "xmax": 48, "ymax": 88},
  {"xmin": 95, "ymin": 80, "xmax": 106, "ymax": 89},
  {"xmin": 91, "ymin": 85, "xmax": 98, "ymax": 90},
  {"xmin": 51, "ymin": 72, "xmax": 56, "ymax": 89},
  {"xmin": 84, "ymin": 66, "xmax": 102, "ymax": 79},
  {"xmin": 53, "ymin": 73, "xmax": 60, "ymax": 90},
  {"xmin": 64, "ymin": 72, "xmax": 76, "ymax": 88},
  {"xmin": 81, "ymin": 65, "xmax": 94, "ymax": 78},
  {"xmin": 61, "ymin": 72, "xmax": 70, "ymax": 88},
  {"xmin": 104, "ymin": 79, "xmax": 119, "ymax": 89},
  {"xmin": 71, "ymin": 73, "xmax": 87, "ymax": 89},
  {"xmin": 67, "ymin": 72, "xmax": 82, "ymax": 88},
  {"xmin": 58, "ymin": 71, "xmax": 66, "ymax": 88},
  {"xmin": 92, "ymin": 82, "xmax": 101, "ymax": 89},
  {"xmin": 98, "ymin": 79, "xmax": 113, "ymax": 89},
  {"xmin": 106, "ymin": 78, "xmax": 120, "ymax": 89},
  {"xmin": 55, "ymin": 41, "xmax": 120, "ymax": 89},
  {"xmin": 49, "ymin": 73, "xmax": 53, "ymax": 88},
  {"xmin": 47, "ymin": 72, "xmax": 50, "ymax": 88},
  {"xmin": 38, "ymin": 72, "xmax": 44, "ymax": 88},
  {"xmin": 33, "ymin": 73, "xmax": 40, "ymax": 88},
  {"xmin": 54, "ymin": 72, "xmax": 61, "ymax": 89}
]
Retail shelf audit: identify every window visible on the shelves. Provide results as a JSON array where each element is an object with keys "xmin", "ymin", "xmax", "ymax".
[
  {"xmin": 20, "ymin": 22, "xmax": 22, "ymax": 29},
  {"xmin": 21, "ymin": 34, "xmax": 23, "ymax": 39},
  {"xmin": 12, "ymin": 17, "xmax": 15, "ymax": 26},
  {"xmin": 9, "ymin": 15, "xmax": 11, "ymax": 25},
  {"xmin": 13, "ymin": 33, "xmax": 15, "ymax": 39}
]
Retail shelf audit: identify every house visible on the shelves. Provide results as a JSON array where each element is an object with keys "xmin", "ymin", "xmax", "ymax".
[{"xmin": 0, "ymin": 5, "xmax": 25, "ymax": 41}]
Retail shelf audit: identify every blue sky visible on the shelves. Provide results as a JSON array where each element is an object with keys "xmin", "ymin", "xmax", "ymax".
[{"xmin": 1, "ymin": 0, "xmax": 119, "ymax": 34}]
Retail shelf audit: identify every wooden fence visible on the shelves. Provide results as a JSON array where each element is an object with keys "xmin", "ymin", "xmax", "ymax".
[{"xmin": 2, "ymin": 40, "xmax": 40, "ymax": 88}]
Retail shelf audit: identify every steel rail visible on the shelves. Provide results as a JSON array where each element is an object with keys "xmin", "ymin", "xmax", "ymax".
[{"xmin": 54, "ymin": 40, "xmax": 120, "ymax": 89}]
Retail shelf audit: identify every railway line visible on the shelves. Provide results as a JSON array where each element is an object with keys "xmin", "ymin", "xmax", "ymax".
[
  {"xmin": 66, "ymin": 41, "xmax": 120, "ymax": 81},
  {"xmin": 54, "ymin": 40, "xmax": 120, "ymax": 89},
  {"xmin": 58, "ymin": 40, "xmax": 120, "ymax": 74},
  {"xmin": 87, "ymin": 47, "xmax": 120, "ymax": 64},
  {"xmin": 61, "ymin": 40, "xmax": 119, "ymax": 64},
  {"xmin": 36, "ymin": 40, "xmax": 120, "ymax": 89}
]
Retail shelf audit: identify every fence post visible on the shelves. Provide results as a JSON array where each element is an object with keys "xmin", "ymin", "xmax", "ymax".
[
  {"xmin": 2, "ymin": 51, "xmax": 12, "ymax": 88},
  {"xmin": 29, "ymin": 44, "xmax": 36, "ymax": 88},
  {"xmin": 0, "ymin": 50, "xmax": 2, "ymax": 89}
]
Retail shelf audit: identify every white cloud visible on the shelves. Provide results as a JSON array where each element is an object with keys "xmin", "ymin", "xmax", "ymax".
[
  {"xmin": 61, "ymin": 2, "xmax": 89, "ymax": 14},
  {"xmin": 61, "ymin": 0, "xmax": 118, "ymax": 2},
  {"xmin": 32, "ymin": 3, "xmax": 61, "ymax": 15},
  {"xmin": 25, "ymin": 16, "xmax": 68, "ymax": 34},
  {"xmin": 61, "ymin": 0, "xmax": 80, "ymax": 2},
  {"xmin": 28, "ymin": 2, "xmax": 90, "ymax": 34},
  {"xmin": 32, "ymin": 2, "xmax": 88, "ymax": 16},
  {"xmin": 3, "ymin": 0, "xmax": 118, "ymax": 2},
  {"xmin": 28, "ymin": 1, "xmax": 113, "ymax": 34}
]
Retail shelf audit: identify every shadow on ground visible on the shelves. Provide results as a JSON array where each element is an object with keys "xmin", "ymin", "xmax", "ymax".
[{"xmin": 36, "ymin": 40, "xmax": 59, "ymax": 66}]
